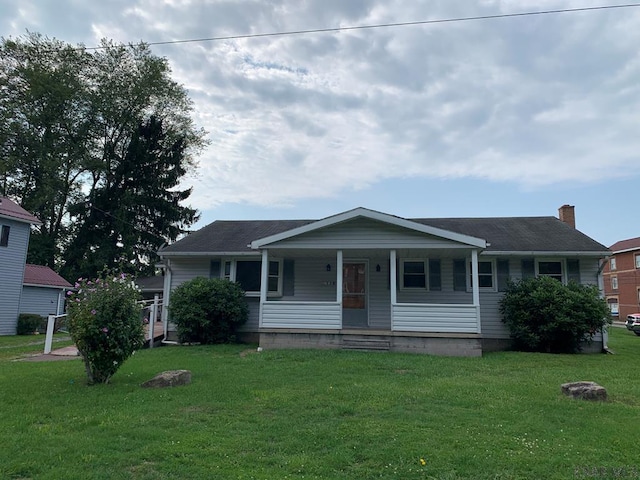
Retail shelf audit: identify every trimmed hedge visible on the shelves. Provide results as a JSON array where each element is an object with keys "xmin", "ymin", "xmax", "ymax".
[{"xmin": 17, "ymin": 314, "xmax": 44, "ymax": 335}]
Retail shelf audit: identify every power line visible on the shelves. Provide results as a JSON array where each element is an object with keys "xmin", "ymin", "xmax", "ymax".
[{"xmin": 83, "ymin": 3, "xmax": 640, "ymax": 50}]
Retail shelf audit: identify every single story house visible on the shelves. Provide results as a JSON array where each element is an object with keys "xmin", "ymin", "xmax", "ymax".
[
  {"xmin": 158, "ymin": 206, "xmax": 610, "ymax": 356},
  {"xmin": 20, "ymin": 264, "xmax": 72, "ymax": 318}
]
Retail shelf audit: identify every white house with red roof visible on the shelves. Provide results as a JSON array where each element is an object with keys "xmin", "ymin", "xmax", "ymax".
[{"xmin": 0, "ymin": 197, "xmax": 71, "ymax": 334}]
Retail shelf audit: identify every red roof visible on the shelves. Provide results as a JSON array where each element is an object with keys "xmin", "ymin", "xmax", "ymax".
[
  {"xmin": 23, "ymin": 264, "xmax": 72, "ymax": 288},
  {"xmin": 0, "ymin": 197, "xmax": 41, "ymax": 225},
  {"xmin": 610, "ymin": 237, "xmax": 640, "ymax": 253}
]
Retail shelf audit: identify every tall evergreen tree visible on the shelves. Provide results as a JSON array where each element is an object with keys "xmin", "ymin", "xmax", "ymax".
[{"xmin": 0, "ymin": 33, "xmax": 207, "ymax": 278}]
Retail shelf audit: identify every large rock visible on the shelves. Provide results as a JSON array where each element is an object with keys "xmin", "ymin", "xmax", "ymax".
[
  {"xmin": 561, "ymin": 381, "xmax": 607, "ymax": 401},
  {"xmin": 141, "ymin": 370, "xmax": 192, "ymax": 388}
]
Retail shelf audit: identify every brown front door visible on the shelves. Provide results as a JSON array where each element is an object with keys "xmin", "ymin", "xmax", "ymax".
[{"xmin": 342, "ymin": 262, "xmax": 368, "ymax": 327}]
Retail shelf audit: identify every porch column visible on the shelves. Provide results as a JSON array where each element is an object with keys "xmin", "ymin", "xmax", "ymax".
[
  {"xmin": 336, "ymin": 250, "xmax": 343, "ymax": 303},
  {"xmin": 471, "ymin": 249, "xmax": 481, "ymax": 333},
  {"xmin": 259, "ymin": 249, "xmax": 269, "ymax": 327},
  {"xmin": 390, "ymin": 249, "xmax": 397, "ymax": 330}
]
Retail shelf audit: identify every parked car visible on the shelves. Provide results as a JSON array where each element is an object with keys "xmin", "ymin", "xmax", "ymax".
[{"xmin": 626, "ymin": 314, "xmax": 640, "ymax": 336}]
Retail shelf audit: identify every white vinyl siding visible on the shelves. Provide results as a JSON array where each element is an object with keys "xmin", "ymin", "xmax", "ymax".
[
  {"xmin": 392, "ymin": 304, "xmax": 479, "ymax": 333},
  {"xmin": 19, "ymin": 287, "xmax": 63, "ymax": 317},
  {"xmin": 262, "ymin": 302, "xmax": 341, "ymax": 329}
]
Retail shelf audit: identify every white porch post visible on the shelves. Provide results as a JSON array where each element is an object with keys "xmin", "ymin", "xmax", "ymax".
[
  {"xmin": 336, "ymin": 250, "xmax": 343, "ymax": 328},
  {"xmin": 390, "ymin": 249, "xmax": 397, "ymax": 330},
  {"xmin": 259, "ymin": 250, "xmax": 269, "ymax": 327},
  {"xmin": 471, "ymin": 249, "xmax": 481, "ymax": 333}
]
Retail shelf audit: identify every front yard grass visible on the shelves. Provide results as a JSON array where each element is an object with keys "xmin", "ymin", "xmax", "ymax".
[{"xmin": 0, "ymin": 328, "xmax": 638, "ymax": 479}]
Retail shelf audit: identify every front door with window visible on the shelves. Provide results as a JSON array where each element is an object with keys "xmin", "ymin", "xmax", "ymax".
[{"xmin": 342, "ymin": 262, "xmax": 368, "ymax": 327}]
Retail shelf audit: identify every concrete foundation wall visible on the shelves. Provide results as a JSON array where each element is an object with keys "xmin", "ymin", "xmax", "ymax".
[{"xmin": 259, "ymin": 331, "xmax": 482, "ymax": 357}]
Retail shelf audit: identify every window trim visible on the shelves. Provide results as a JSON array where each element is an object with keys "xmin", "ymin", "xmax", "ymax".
[
  {"xmin": 400, "ymin": 259, "xmax": 428, "ymax": 290},
  {"xmin": 222, "ymin": 257, "xmax": 283, "ymax": 297}
]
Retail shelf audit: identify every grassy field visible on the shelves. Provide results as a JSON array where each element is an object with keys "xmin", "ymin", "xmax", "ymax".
[{"xmin": 0, "ymin": 328, "xmax": 639, "ymax": 480}]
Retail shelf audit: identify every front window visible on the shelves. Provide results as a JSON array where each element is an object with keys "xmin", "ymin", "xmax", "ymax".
[
  {"xmin": 538, "ymin": 260, "xmax": 563, "ymax": 282},
  {"xmin": 226, "ymin": 259, "xmax": 282, "ymax": 296},
  {"xmin": 469, "ymin": 260, "xmax": 495, "ymax": 289},
  {"xmin": 401, "ymin": 260, "xmax": 426, "ymax": 289}
]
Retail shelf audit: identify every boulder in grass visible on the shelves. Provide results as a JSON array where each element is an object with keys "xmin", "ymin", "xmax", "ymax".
[
  {"xmin": 142, "ymin": 370, "xmax": 192, "ymax": 388},
  {"xmin": 561, "ymin": 381, "xmax": 607, "ymax": 401}
]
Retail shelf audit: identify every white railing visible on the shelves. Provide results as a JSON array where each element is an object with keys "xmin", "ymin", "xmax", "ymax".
[
  {"xmin": 44, "ymin": 294, "xmax": 164, "ymax": 353},
  {"xmin": 261, "ymin": 301, "xmax": 342, "ymax": 329},
  {"xmin": 392, "ymin": 303, "xmax": 480, "ymax": 333}
]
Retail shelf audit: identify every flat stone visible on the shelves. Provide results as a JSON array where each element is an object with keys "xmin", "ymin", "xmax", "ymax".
[
  {"xmin": 561, "ymin": 381, "xmax": 607, "ymax": 401},
  {"xmin": 141, "ymin": 370, "xmax": 192, "ymax": 388}
]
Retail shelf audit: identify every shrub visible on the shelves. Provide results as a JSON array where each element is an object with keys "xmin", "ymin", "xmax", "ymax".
[
  {"xmin": 169, "ymin": 277, "xmax": 249, "ymax": 344},
  {"xmin": 17, "ymin": 314, "xmax": 44, "ymax": 335},
  {"xmin": 500, "ymin": 276, "xmax": 611, "ymax": 353},
  {"xmin": 67, "ymin": 273, "xmax": 144, "ymax": 384}
]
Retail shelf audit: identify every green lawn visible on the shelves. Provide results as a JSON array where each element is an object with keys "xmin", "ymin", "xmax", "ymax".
[{"xmin": 1, "ymin": 329, "xmax": 639, "ymax": 480}]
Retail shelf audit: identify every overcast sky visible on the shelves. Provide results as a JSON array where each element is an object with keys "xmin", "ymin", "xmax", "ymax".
[{"xmin": 2, "ymin": 0, "xmax": 639, "ymax": 247}]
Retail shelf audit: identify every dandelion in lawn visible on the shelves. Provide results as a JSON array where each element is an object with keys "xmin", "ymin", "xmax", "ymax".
[{"xmin": 420, "ymin": 458, "xmax": 426, "ymax": 466}]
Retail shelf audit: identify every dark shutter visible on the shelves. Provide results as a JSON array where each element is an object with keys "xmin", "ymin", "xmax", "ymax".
[
  {"xmin": 521, "ymin": 259, "xmax": 535, "ymax": 279},
  {"xmin": 453, "ymin": 259, "xmax": 467, "ymax": 291},
  {"xmin": 210, "ymin": 259, "xmax": 221, "ymax": 279},
  {"xmin": 497, "ymin": 259, "xmax": 510, "ymax": 292},
  {"xmin": 429, "ymin": 259, "xmax": 441, "ymax": 291},
  {"xmin": 283, "ymin": 259, "xmax": 295, "ymax": 296},
  {"xmin": 566, "ymin": 259, "xmax": 580, "ymax": 283}
]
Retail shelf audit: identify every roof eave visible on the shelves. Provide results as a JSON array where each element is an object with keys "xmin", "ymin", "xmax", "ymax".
[
  {"xmin": 486, "ymin": 250, "xmax": 610, "ymax": 257},
  {"xmin": 159, "ymin": 251, "xmax": 257, "ymax": 257}
]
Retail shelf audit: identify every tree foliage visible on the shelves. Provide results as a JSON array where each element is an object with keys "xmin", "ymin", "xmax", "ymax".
[
  {"xmin": 499, "ymin": 276, "xmax": 611, "ymax": 353},
  {"xmin": 169, "ymin": 277, "xmax": 249, "ymax": 344},
  {"xmin": 0, "ymin": 32, "xmax": 207, "ymax": 278}
]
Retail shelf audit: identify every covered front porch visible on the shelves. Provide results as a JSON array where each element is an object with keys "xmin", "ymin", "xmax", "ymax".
[{"xmin": 256, "ymin": 247, "xmax": 484, "ymax": 352}]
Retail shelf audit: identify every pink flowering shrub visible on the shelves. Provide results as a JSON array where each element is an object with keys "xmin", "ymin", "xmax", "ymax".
[{"xmin": 67, "ymin": 273, "xmax": 144, "ymax": 384}]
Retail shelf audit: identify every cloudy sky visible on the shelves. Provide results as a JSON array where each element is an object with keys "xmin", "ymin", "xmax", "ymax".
[{"xmin": 2, "ymin": 0, "xmax": 639, "ymax": 247}]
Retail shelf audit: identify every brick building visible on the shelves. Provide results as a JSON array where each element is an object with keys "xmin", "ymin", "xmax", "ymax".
[{"xmin": 602, "ymin": 237, "xmax": 640, "ymax": 319}]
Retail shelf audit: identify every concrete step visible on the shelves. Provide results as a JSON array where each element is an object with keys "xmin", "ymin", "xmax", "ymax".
[{"xmin": 342, "ymin": 337, "xmax": 390, "ymax": 351}]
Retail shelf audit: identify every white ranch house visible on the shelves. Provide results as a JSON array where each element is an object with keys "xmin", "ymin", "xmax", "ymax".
[{"xmin": 159, "ymin": 206, "xmax": 610, "ymax": 356}]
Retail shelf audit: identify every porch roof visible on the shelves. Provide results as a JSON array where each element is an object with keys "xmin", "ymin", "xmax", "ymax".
[{"xmin": 159, "ymin": 208, "xmax": 609, "ymax": 256}]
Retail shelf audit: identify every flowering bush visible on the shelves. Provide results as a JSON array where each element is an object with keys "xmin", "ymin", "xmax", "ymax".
[{"xmin": 67, "ymin": 273, "xmax": 144, "ymax": 384}]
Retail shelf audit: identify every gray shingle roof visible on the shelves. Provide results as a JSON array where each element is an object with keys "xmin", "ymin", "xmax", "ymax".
[{"xmin": 160, "ymin": 215, "xmax": 608, "ymax": 255}]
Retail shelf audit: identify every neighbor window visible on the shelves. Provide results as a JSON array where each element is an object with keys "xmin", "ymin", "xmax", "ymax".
[
  {"xmin": 0, "ymin": 225, "xmax": 9, "ymax": 247},
  {"xmin": 636, "ymin": 254, "xmax": 640, "ymax": 269},
  {"xmin": 610, "ymin": 257, "xmax": 617, "ymax": 271},
  {"xmin": 611, "ymin": 276, "xmax": 618, "ymax": 290},
  {"xmin": 224, "ymin": 259, "xmax": 282, "ymax": 296},
  {"xmin": 607, "ymin": 298, "xmax": 619, "ymax": 316}
]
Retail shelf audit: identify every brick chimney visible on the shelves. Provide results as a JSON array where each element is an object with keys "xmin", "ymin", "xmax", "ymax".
[{"xmin": 558, "ymin": 204, "xmax": 575, "ymax": 228}]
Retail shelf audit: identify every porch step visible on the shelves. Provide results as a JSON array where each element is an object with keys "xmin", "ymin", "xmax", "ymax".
[{"xmin": 342, "ymin": 337, "xmax": 390, "ymax": 352}]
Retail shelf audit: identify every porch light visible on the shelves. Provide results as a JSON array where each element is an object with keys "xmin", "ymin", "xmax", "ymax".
[{"xmin": 326, "ymin": 264, "xmax": 331, "ymax": 272}]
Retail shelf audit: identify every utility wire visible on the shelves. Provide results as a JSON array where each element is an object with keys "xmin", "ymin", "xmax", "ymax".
[{"xmin": 83, "ymin": 3, "xmax": 640, "ymax": 50}]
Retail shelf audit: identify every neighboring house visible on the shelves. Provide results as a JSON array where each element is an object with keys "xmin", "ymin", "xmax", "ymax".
[
  {"xmin": 135, "ymin": 276, "xmax": 164, "ymax": 301},
  {"xmin": 602, "ymin": 237, "xmax": 640, "ymax": 319},
  {"xmin": 158, "ymin": 205, "xmax": 609, "ymax": 356},
  {"xmin": 0, "ymin": 197, "xmax": 41, "ymax": 335},
  {"xmin": 20, "ymin": 264, "xmax": 72, "ymax": 318}
]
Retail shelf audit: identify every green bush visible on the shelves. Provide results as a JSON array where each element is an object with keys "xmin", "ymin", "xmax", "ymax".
[
  {"xmin": 67, "ymin": 273, "xmax": 144, "ymax": 384},
  {"xmin": 17, "ymin": 314, "xmax": 44, "ymax": 335},
  {"xmin": 169, "ymin": 277, "xmax": 249, "ymax": 344},
  {"xmin": 500, "ymin": 276, "xmax": 611, "ymax": 353}
]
